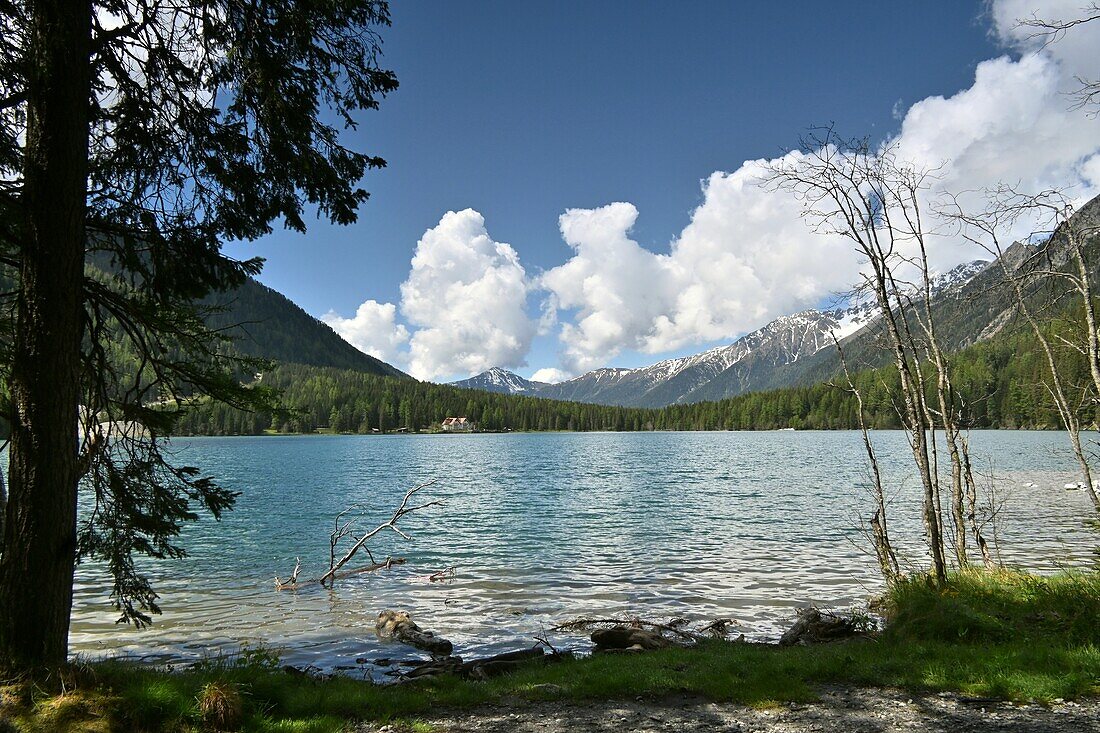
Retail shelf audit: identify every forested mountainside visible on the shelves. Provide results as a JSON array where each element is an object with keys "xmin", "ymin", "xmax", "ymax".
[
  {"xmin": 175, "ymin": 363, "xmax": 662, "ymax": 434},
  {"xmin": 174, "ymin": 306, "xmax": 1099, "ymax": 436},
  {"xmin": 75, "ymin": 252, "xmax": 408, "ymax": 379},
  {"xmin": 203, "ymin": 277, "xmax": 408, "ymax": 378}
]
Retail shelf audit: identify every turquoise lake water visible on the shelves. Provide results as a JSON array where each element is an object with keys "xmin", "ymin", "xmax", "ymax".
[{"xmin": 66, "ymin": 431, "xmax": 1097, "ymax": 674}]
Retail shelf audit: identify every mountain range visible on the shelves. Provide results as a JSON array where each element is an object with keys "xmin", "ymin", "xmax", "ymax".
[
  {"xmin": 179, "ymin": 193, "xmax": 1100, "ymax": 414},
  {"xmin": 450, "ymin": 259, "xmax": 991, "ymax": 408}
]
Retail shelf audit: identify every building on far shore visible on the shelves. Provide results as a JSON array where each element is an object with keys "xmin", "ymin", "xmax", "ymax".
[{"xmin": 441, "ymin": 416, "xmax": 475, "ymax": 432}]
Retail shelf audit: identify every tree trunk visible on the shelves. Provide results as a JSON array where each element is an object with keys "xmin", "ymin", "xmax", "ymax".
[
  {"xmin": 0, "ymin": 470, "xmax": 6, "ymax": 554},
  {"xmin": 0, "ymin": 0, "xmax": 92, "ymax": 670},
  {"xmin": 873, "ymin": 267, "xmax": 948, "ymax": 585},
  {"xmin": 836, "ymin": 338, "xmax": 898, "ymax": 581}
]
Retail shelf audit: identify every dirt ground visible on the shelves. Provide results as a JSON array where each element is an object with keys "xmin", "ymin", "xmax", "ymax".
[{"xmin": 360, "ymin": 685, "xmax": 1100, "ymax": 732}]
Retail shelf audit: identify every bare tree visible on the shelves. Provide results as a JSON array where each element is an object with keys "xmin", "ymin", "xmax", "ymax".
[
  {"xmin": 832, "ymin": 333, "xmax": 899, "ymax": 579},
  {"xmin": 764, "ymin": 128, "xmax": 993, "ymax": 583},
  {"xmin": 942, "ymin": 187, "xmax": 1100, "ymax": 512},
  {"xmin": 897, "ymin": 187, "xmax": 994, "ymax": 568}
]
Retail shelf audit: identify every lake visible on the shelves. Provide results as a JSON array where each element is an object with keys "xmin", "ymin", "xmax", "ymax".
[{"xmin": 67, "ymin": 431, "xmax": 1097, "ymax": 674}]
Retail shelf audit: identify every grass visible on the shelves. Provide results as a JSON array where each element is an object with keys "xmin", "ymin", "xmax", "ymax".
[{"xmin": 1, "ymin": 569, "xmax": 1097, "ymax": 732}]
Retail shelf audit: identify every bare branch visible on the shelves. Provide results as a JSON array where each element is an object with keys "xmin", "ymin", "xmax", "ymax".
[{"xmin": 319, "ymin": 480, "xmax": 440, "ymax": 587}]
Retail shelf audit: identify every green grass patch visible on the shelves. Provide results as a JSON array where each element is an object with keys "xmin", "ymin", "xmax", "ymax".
[
  {"xmin": 881, "ymin": 568, "xmax": 1100, "ymax": 645},
  {"xmin": 1, "ymin": 570, "xmax": 1097, "ymax": 732}
]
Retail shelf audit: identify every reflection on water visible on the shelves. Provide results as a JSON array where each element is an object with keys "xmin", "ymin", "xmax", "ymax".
[{"xmin": 64, "ymin": 430, "xmax": 1097, "ymax": 672}]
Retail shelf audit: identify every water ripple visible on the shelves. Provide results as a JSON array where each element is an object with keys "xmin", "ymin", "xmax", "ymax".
[{"xmin": 66, "ymin": 430, "xmax": 1097, "ymax": 674}]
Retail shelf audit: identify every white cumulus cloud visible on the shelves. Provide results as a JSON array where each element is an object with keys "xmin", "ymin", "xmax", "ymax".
[
  {"xmin": 329, "ymin": 1, "xmax": 1100, "ymax": 380},
  {"xmin": 322, "ymin": 300, "xmax": 409, "ymax": 364},
  {"xmin": 325, "ymin": 209, "xmax": 535, "ymax": 381},
  {"xmin": 539, "ymin": 180, "xmax": 858, "ymax": 372},
  {"xmin": 400, "ymin": 209, "xmax": 535, "ymax": 380},
  {"xmin": 539, "ymin": 0, "xmax": 1100, "ymax": 371},
  {"xmin": 894, "ymin": 53, "xmax": 1100, "ymax": 257},
  {"xmin": 991, "ymin": 0, "xmax": 1099, "ymax": 77}
]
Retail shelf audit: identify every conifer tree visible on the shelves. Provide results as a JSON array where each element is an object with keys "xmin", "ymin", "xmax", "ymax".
[{"xmin": 0, "ymin": 0, "xmax": 396, "ymax": 669}]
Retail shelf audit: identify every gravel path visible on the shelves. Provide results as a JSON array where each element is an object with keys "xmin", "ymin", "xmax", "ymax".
[{"xmin": 361, "ymin": 686, "xmax": 1100, "ymax": 732}]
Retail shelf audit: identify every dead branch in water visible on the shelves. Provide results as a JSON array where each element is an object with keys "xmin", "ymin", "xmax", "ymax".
[
  {"xmin": 321, "ymin": 479, "xmax": 441, "ymax": 587},
  {"xmin": 415, "ymin": 566, "xmax": 456, "ymax": 583},
  {"xmin": 273, "ymin": 479, "xmax": 440, "ymax": 590},
  {"xmin": 274, "ymin": 557, "xmax": 302, "ymax": 589},
  {"xmin": 275, "ymin": 557, "xmax": 407, "ymax": 592}
]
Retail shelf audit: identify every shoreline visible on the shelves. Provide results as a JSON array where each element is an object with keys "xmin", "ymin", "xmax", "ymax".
[
  {"xmin": 9, "ymin": 571, "xmax": 1093, "ymax": 732},
  {"xmin": 172, "ymin": 426, "xmax": 1100, "ymax": 439}
]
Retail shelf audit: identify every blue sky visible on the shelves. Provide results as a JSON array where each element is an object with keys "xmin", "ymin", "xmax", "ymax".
[{"xmin": 226, "ymin": 1, "xmax": 1100, "ymax": 382}]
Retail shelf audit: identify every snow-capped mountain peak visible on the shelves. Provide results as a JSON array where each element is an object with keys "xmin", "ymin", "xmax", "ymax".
[
  {"xmin": 449, "ymin": 367, "xmax": 547, "ymax": 395},
  {"xmin": 450, "ymin": 259, "xmax": 990, "ymax": 407},
  {"xmin": 929, "ymin": 260, "xmax": 989, "ymax": 295}
]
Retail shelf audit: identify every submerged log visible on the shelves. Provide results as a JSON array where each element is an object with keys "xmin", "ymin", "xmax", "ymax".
[
  {"xmin": 402, "ymin": 656, "xmax": 464, "ymax": 679},
  {"xmin": 275, "ymin": 557, "xmax": 405, "ymax": 591},
  {"xmin": 463, "ymin": 646, "xmax": 549, "ymax": 679},
  {"xmin": 591, "ymin": 626, "xmax": 672, "ymax": 651},
  {"xmin": 552, "ymin": 616, "xmax": 708, "ymax": 643},
  {"xmin": 375, "ymin": 610, "xmax": 453, "ymax": 656},
  {"xmin": 401, "ymin": 646, "xmax": 552, "ymax": 680}
]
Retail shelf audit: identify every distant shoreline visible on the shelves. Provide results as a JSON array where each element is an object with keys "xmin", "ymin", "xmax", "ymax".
[{"xmin": 172, "ymin": 427, "xmax": 1087, "ymax": 438}]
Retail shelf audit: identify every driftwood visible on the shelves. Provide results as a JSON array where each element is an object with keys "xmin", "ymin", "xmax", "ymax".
[
  {"xmin": 274, "ymin": 557, "xmax": 301, "ymax": 589},
  {"xmin": 551, "ymin": 616, "xmax": 715, "ymax": 643},
  {"xmin": 779, "ymin": 608, "xmax": 868, "ymax": 646},
  {"xmin": 375, "ymin": 610, "xmax": 454, "ymax": 656},
  {"xmin": 321, "ymin": 480, "xmax": 441, "ymax": 587},
  {"xmin": 275, "ymin": 557, "xmax": 406, "ymax": 592},
  {"xmin": 464, "ymin": 647, "xmax": 550, "ymax": 679},
  {"xmin": 396, "ymin": 646, "xmax": 555, "ymax": 681},
  {"xmin": 273, "ymin": 479, "xmax": 439, "ymax": 591},
  {"xmin": 402, "ymin": 656, "xmax": 464, "ymax": 679},
  {"xmin": 591, "ymin": 626, "xmax": 672, "ymax": 651},
  {"xmin": 698, "ymin": 618, "xmax": 737, "ymax": 638},
  {"xmin": 421, "ymin": 566, "xmax": 456, "ymax": 583}
]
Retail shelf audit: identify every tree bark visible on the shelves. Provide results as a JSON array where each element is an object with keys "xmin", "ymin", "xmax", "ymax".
[
  {"xmin": 0, "ymin": 0, "xmax": 92, "ymax": 670},
  {"xmin": 0, "ymin": 470, "xmax": 6, "ymax": 554},
  {"xmin": 1066, "ymin": 214, "xmax": 1100, "ymax": 405}
]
